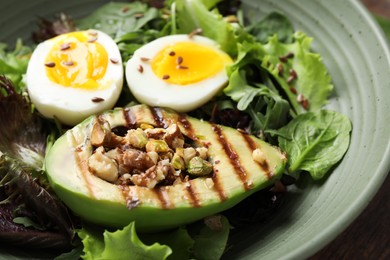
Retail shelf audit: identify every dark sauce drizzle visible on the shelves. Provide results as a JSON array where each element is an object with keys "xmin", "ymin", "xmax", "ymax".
[
  {"xmin": 123, "ymin": 108, "xmax": 137, "ymax": 129},
  {"xmin": 150, "ymin": 107, "xmax": 166, "ymax": 128},
  {"xmin": 186, "ymin": 182, "xmax": 201, "ymax": 207},
  {"xmin": 211, "ymin": 124, "xmax": 252, "ymax": 191},
  {"xmin": 241, "ymin": 132, "xmax": 272, "ymax": 179}
]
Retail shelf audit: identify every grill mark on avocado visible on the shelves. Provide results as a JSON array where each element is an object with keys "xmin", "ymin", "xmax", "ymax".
[
  {"xmin": 69, "ymin": 131, "xmax": 95, "ymax": 198},
  {"xmin": 211, "ymin": 171, "xmax": 228, "ymax": 201},
  {"xmin": 178, "ymin": 114, "xmax": 197, "ymax": 140},
  {"xmin": 241, "ymin": 132, "xmax": 272, "ymax": 180},
  {"xmin": 123, "ymin": 108, "xmax": 137, "ymax": 129},
  {"xmin": 150, "ymin": 107, "xmax": 167, "ymax": 128},
  {"xmin": 186, "ymin": 182, "xmax": 201, "ymax": 207},
  {"xmin": 154, "ymin": 187, "xmax": 172, "ymax": 209},
  {"xmin": 211, "ymin": 124, "xmax": 251, "ymax": 191}
]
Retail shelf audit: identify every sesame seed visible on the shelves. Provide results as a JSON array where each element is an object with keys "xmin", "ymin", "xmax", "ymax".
[
  {"xmin": 140, "ymin": 57, "xmax": 150, "ymax": 62},
  {"xmin": 162, "ymin": 74, "xmax": 170, "ymax": 80},
  {"xmin": 134, "ymin": 13, "xmax": 144, "ymax": 18},
  {"xmin": 60, "ymin": 43, "xmax": 70, "ymax": 51},
  {"xmin": 88, "ymin": 30, "xmax": 98, "ymax": 36},
  {"xmin": 63, "ymin": 61, "xmax": 74, "ymax": 66},
  {"xmin": 169, "ymin": 51, "xmax": 176, "ymax": 56},
  {"xmin": 110, "ymin": 58, "xmax": 119, "ymax": 64},
  {"xmin": 88, "ymin": 37, "xmax": 98, "ymax": 43},
  {"xmin": 188, "ymin": 28, "xmax": 203, "ymax": 38},
  {"xmin": 297, "ymin": 93, "xmax": 305, "ymax": 102},
  {"xmin": 137, "ymin": 64, "xmax": 144, "ymax": 73},
  {"xmin": 44, "ymin": 62, "xmax": 55, "ymax": 68},
  {"xmin": 287, "ymin": 75, "xmax": 295, "ymax": 84},
  {"xmin": 92, "ymin": 97, "xmax": 105, "ymax": 103}
]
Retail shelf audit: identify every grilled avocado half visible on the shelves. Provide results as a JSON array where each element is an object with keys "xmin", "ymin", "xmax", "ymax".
[{"xmin": 45, "ymin": 104, "xmax": 287, "ymax": 232}]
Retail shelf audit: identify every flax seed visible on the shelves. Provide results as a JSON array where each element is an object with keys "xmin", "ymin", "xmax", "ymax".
[
  {"xmin": 92, "ymin": 97, "xmax": 105, "ymax": 103},
  {"xmin": 44, "ymin": 62, "xmax": 55, "ymax": 68}
]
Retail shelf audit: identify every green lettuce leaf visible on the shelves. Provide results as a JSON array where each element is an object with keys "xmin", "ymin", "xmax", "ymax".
[
  {"xmin": 78, "ymin": 222, "xmax": 172, "ymax": 260},
  {"xmin": 140, "ymin": 227, "xmax": 194, "ymax": 260},
  {"xmin": 277, "ymin": 110, "xmax": 352, "ymax": 179},
  {"xmin": 0, "ymin": 39, "xmax": 31, "ymax": 92},
  {"xmin": 262, "ymin": 32, "xmax": 334, "ymax": 114},
  {"xmin": 174, "ymin": 0, "xmax": 237, "ymax": 56}
]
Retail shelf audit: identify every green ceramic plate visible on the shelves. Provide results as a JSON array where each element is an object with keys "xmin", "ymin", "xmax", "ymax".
[{"xmin": 1, "ymin": 0, "xmax": 390, "ymax": 259}]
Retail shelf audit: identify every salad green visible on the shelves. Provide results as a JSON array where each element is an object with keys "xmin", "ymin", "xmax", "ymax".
[{"xmin": 0, "ymin": 0, "xmax": 352, "ymax": 259}]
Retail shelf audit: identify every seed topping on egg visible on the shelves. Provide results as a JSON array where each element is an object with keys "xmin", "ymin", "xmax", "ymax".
[
  {"xmin": 140, "ymin": 57, "xmax": 150, "ymax": 62},
  {"xmin": 125, "ymin": 34, "xmax": 233, "ymax": 112},
  {"xmin": 44, "ymin": 62, "xmax": 56, "ymax": 68},
  {"xmin": 27, "ymin": 29, "xmax": 124, "ymax": 125}
]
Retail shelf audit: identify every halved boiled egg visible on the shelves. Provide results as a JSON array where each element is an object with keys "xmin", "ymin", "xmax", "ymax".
[
  {"xmin": 26, "ymin": 30, "xmax": 123, "ymax": 126},
  {"xmin": 125, "ymin": 34, "xmax": 233, "ymax": 112}
]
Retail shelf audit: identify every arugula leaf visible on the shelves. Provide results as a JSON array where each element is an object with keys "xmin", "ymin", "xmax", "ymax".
[
  {"xmin": 277, "ymin": 110, "xmax": 352, "ymax": 179},
  {"xmin": 224, "ymin": 69, "xmax": 290, "ymax": 131},
  {"xmin": 0, "ymin": 39, "xmax": 31, "ymax": 92},
  {"xmin": 79, "ymin": 222, "xmax": 172, "ymax": 260},
  {"xmin": 77, "ymin": 2, "xmax": 161, "ymax": 39}
]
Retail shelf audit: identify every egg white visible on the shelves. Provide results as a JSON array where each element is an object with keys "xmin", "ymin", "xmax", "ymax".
[
  {"xmin": 26, "ymin": 30, "xmax": 123, "ymax": 126},
  {"xmin": 125, "ymin": 35, "xmax": 231, "ymax": 112}
]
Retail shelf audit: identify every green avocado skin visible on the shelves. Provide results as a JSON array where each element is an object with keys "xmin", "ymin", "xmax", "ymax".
[{"xmin": 45, "ymin": 105, "xmax": 287, "ymax": 232}]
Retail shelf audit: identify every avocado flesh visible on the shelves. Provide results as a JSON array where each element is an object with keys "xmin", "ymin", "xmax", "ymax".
[{"xmin": 45, "ymin": 105, "xmax": 287, "ymax": 232}]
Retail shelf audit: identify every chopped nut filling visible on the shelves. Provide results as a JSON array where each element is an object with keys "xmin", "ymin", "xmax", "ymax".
[{"xmin": 87, "ymin": 119, "xmax": 212, "ymax": 188}]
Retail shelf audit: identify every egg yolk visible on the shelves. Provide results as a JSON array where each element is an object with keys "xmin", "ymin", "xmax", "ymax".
[
  {"xmin": 151, "ymin": 42, "xmax": 232, "ymax": 85},
  {"xmin": 45, "ymin": 31, "xmax": 108, "ymax": 90}
]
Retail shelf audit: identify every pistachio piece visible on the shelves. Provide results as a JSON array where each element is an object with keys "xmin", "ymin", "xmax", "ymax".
[
  {"xmin": 145, "ymin": 140, "xmax": 170, "ymax": 153},
  {"xmin": 171, "ymin": 153, "xmax": 185, "ymax": 170},
  {"xmin": 187, "ymin": 156, "xmax": 213, "ymax": 176}
]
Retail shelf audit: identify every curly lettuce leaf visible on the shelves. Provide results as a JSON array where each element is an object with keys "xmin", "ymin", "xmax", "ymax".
[
  {"xmin": 277, "ymin": 110, "xmax": 352, "ymax": 179},
  {"xmin": 262, "ymin": 32, "xmax": 333, "ymax": 114},
  {"xmin": 140, "ymin": 227, "xmax": 194, "ymax": 260},
  {"xmin": 174, "ymin": 0, "xmax": 237, "ymax": 56},
  {"xmin": 78, "ymin": 222, "xmax": 172, "ymax": 260}
]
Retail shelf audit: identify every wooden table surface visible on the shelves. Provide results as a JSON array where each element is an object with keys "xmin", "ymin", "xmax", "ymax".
[{"xmin": 310, "ymin": 0, "xmax": 390, "ymax": 259}]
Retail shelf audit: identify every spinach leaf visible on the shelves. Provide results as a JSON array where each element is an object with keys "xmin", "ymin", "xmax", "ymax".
[
  {"xmin": 191, "ymin": 215, "xmax": 230, "ymax": 260},
  {"xmin": 224, "ymin": 68, "xmax": 290, "ymax": 132},
  {"xmin": 77, "ymin": 2, "xmax": 161, "ymax": 39},
  {"xmin": 277, "ymin": 110, "xmax": 352, "ymax": 179},
  {"xmin": 247, "ymin": 12, "xmax": 295, "ymax": 44}
]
